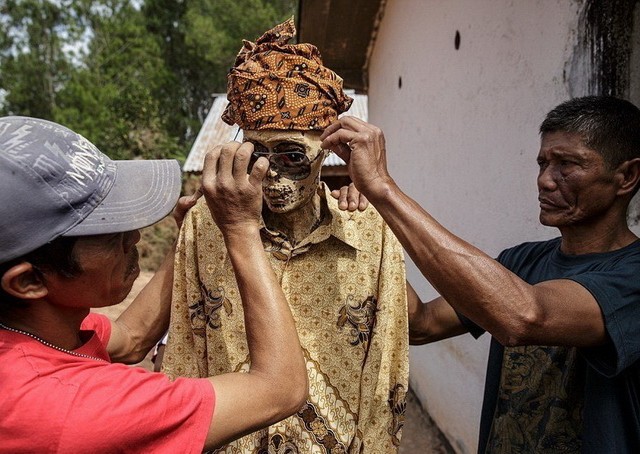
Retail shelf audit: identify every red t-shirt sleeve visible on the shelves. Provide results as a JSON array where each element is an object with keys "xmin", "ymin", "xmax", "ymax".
[
  {"xmin": 56, "ymin": 313, "xmax": 217, "ymax": 453},
  {"xmin": 58, "ymin": 366, "xmax": 215, "ymax": 453},
  {"xmin": 82, "ymin": 312, "xmax": 112, "ymax": 345}
]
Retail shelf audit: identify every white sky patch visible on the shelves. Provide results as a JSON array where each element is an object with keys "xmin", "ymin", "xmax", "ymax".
[
  {"xmin": 62, "ymin": 27, "xmax": 93, "ymax": 67},
  {"xmin": 90, "ymin": 0, "xmax": 141, "ymax": 17},
  {"xmin": 1, "ymin": 0, "xmax": 139, "ymax": 68}
]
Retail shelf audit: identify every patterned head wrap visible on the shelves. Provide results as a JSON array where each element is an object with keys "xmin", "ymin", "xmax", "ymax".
[{"xmin": 222, "ymin": 17, "xmax": 353, "ymax": 131}]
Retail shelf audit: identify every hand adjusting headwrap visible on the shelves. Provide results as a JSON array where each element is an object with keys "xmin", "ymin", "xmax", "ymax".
[{"xmin": 222, "ymin": 17, "xmax": 353, "ymax": 131}]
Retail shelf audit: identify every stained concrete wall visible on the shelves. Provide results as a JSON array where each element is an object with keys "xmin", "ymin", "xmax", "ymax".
[{"xmin": 366, "ymin": 1, "xmax": 605, "ymax": 452}]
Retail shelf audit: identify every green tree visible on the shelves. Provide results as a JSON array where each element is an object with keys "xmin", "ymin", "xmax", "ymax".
[
  {"xmin": 0, "ymin": 0, "xmax": 297, "ymax": 161},
  {"xmin": 143, "ymin": 0, "xmax": 297, "ymax": 143},
  {"xmin": 0, "ymin": 0, "xmax": 85, "ymax": 117},
  {"xmin": 55, "ymin": 1, "xmax": 180, "ymax": 159}
]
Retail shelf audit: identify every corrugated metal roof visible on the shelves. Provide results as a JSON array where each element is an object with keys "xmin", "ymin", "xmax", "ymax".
[{"xmin": 182, "ymin": 91, "xmax": 367, "ymax": 172}]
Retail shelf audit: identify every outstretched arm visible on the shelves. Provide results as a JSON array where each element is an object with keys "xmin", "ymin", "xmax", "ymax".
[
  {"xmin": 199, "ymin": 142, "xmax": 307, "ymax": 450},
  {"xmin": 107, "ymin": 191, "xmax": 201, "ymax": 364},
  {"xmin": 321, "ymin": 117, "xmax": 606, "ymax": 348},
  {"xmin": 406, "ymin": 282, "xmax": 468, "ymax": 345}
]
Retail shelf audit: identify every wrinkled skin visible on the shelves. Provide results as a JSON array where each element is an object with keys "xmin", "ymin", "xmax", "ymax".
[
  {"xmin": 44, "ymin": 231, "xmax": 142, "ymax": 310},
  {"xmin": 537, "ymin": 131, "xmax": 618, "ymax": 228},
  {"xmin": 243, "ymin": 130, "xmax": 326, "ymax": 214}
]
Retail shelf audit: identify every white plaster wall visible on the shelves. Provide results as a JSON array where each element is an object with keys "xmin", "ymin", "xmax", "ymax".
[{"xmin": 367, "ymin": 1, "xmax": 583, "ymax": 452}]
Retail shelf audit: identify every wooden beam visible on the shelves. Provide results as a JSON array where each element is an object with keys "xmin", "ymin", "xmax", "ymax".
[{"xmin": 298, "ymin": 0, "xmax": 385, "ymax": 92}]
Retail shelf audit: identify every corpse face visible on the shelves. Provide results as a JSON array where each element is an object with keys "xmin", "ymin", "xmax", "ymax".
[{"xmin": 243, "ymin": 129, "xmax": 325, "ymax": 213}]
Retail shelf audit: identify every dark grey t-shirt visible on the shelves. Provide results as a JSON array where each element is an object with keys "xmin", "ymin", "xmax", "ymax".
[{"xmin": 461, "ymin": 237, "xmax": 640, "ymax": 454}]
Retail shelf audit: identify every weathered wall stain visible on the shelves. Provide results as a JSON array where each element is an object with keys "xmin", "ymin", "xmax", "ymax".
[{"xmin": 567, "ymin": 0, "xmax": 638, "ymax": 97}]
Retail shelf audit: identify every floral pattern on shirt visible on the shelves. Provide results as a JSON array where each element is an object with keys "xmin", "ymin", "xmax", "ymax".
[
  {"xmin": 163, "ymin": 183, "xmax": 409, "ymax": 453},
  {"xmin": 486, "ymin": 345, "xmax": 584, "ymax": 453}
]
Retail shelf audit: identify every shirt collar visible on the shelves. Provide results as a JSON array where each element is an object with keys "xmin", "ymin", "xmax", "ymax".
[
  {"xmin": 321, "ymin": 183, "xmax": 368, "ymax": 252},
  {"xmin": 259, "ymin": 183, "xmax": 367, "ymax": 258}
]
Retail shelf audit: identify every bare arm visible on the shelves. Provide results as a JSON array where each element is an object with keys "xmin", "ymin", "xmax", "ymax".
[
  {"xmin": 107, "ymin": 192, "xmax": 201, "ymax": 364},
  {"xmin": 322, "ymin": 118, "xmax": 606, "ymax": 348},
  {"xmin": 199, "ymin": 142, "xmax": 307, "ymax": 450},
  {"xmin": 406, "ymin": 282, "xmax": 468, "ymax": 345}
]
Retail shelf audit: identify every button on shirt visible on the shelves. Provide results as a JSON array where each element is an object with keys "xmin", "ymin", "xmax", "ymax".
[{"xmin": 163, "ymin": 183, "xmax": 409, "ymax": 453}]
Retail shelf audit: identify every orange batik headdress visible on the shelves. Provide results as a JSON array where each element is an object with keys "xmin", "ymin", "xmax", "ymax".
[{"xmin": 222, "ymin": 17, "xmax": 353, "ymax": 131}]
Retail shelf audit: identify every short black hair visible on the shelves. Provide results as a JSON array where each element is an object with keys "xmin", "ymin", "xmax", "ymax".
[
  {"xmin": 539, "ymin": 96, "xmax": 640, "ymax": 170},
  {"xmin": 0, "ymin": 236, "xmax": 80, "ymax": 305}
]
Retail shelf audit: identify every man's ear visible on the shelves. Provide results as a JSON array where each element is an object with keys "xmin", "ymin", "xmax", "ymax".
[
  {"xmin": 1, "ymin": 263, "xmax": 48, "ymax": 301},
  {"xmin": 616, "ymin": 158, "xmax": 640, "ymax": 197}
]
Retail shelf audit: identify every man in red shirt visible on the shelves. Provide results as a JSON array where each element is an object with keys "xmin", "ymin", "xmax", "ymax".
[{"xmin": 0, "ymin": 116, "xmax": 308, "ymax": 452}]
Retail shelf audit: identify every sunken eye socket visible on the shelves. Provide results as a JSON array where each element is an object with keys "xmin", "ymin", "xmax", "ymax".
[
  {"xmin": 273, "ymin": 143, "xmax": 306, "ymax": 155},
  {"xmin": 245, "ymin": 140, "xmax": 307, "ymax": 156},
  {"xmin": 279, "ymin": 151, "xmax": 306, "ymax": 163}
]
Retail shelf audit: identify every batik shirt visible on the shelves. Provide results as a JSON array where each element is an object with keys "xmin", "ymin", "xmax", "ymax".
[
  {"xmin": 461, "ymin": 238, "xmax": 640, "ymax": 454},
  {"xmin": 163, "ymin": 183, "xmax": 409, "ymax": 454}
]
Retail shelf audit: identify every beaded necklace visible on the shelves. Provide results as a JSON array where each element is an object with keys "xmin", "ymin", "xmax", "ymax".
[{"xmin": 0, "ymin": 320, "xmax": 107, "ymax": 362}]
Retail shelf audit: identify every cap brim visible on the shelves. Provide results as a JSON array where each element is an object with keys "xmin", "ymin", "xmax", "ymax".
[{"xmin": 64, "ymin": 159, "xmax": 181, "ymax": 236}]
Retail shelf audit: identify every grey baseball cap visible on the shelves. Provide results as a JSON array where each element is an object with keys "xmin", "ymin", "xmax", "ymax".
[{"xmin": 0, "ymin": 116, "xmax": 182, "ymax": 263}]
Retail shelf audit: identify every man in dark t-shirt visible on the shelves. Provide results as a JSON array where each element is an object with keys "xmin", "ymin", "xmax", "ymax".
[
  {"xmin": 466, "ymin": 238, "xmax": 640, "ymax": 452},
  {"xmin": 320, "ymin": 96, "xmax": 640, "ymax": 453}
]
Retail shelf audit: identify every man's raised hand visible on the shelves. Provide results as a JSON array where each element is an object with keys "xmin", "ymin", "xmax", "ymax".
[
  {"xmin": 321, "ymin": 116, "xmax": 393, "ymax": 200},
  {"xmin": 201, "ymin": 141, "xmax": 268, "ymax": 235}
]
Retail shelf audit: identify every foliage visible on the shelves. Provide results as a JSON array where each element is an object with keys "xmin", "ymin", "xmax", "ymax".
[
  {"xmin": 0, "ymin": 0, "xmax": 83, "ymax": 119},
  {"xmin": 0, "ymin": 0, "xmax": 297, "ymax": 161},
  {"xmin": 0, "ymin": 0, "xmax": 297, "ymax": 269},
  {"xmin": 143, "ymin": 0, "xmax": 297, "ymax": 143},
  {"xmin": 56, "ymin": 3, "xmax": 181, "ymax": 159}
]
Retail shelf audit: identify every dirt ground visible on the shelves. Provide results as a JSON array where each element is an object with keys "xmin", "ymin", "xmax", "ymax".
[
  {"xmin": 95, "ymin": 271, "xmax": 454, "ymax": 453},
  {"xmin": 400, "ymin": 391, "xmax": 454, "ymax": 453}
]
